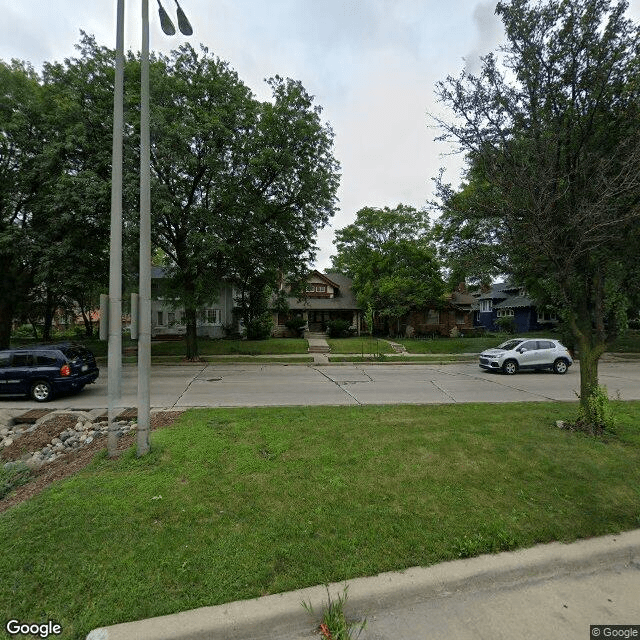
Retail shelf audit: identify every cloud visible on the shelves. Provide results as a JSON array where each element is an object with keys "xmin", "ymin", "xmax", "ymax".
[{"xmin": 464, "ymin": 1, "xmax": 503, "ymax": 75}]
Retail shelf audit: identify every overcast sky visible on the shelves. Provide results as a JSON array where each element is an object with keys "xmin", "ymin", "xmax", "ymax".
[{"xmin": 2, "ymin": 0, "xmax": 640, "ymax": 270}]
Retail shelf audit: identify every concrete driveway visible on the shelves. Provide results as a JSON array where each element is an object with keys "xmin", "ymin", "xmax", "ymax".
[{"xmin": 1, "ymin": 361, "xmax": 639, "ymax": 411}]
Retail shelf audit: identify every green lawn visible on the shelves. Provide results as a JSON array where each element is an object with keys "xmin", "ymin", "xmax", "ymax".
[
  {"xmin": 396, "ymin": 331, "xmax": 640, "ymax": 354},
  {"xmin": 2, "ymin": 402, "xmax": 639, "ymax": 639},
  {"xmin": 326, "ymin": 337, "xmax": 395, "ymax": 354},
  {"xmin": 396, "ymin": 335, "xmax": 514, "ymax": 354},
  {"xmin": 46, "ymin": 337, "xmax": 309, "ymax": 358}
]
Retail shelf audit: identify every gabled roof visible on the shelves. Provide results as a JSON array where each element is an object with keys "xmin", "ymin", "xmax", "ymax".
[
  {"xmin": 308, "ymin": 270, "xmax": 342, "ymax": 289},
  {"xmin": 281, "ymin": 271, "xmax": 361, "ymax": 310}
]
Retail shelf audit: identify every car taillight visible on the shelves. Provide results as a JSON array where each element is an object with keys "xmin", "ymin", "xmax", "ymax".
[{"xmin": 60, "ymin": 364, "xmax": 71, "ymax": 377}]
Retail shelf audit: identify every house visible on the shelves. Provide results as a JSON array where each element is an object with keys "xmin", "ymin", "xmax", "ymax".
[
  {"xmin": 472, "ymin": 282, "xmax": 558, "ymax": 333},
  {"xmin": 150, "ymin": 267, "xmax": 236, "ymax": 338},
  {"xmin": 373, "ymin": 284, "xmax": 476, "ymax": 337},
  {"xmin": 403, "ymin": 286, "xmax": 476, "ymax": 337},
  {"xmin": 272, "ymin": 271, "xmax": 363, "ymax": 336}
]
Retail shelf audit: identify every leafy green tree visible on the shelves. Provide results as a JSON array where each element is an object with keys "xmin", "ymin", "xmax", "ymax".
[
  {"xmin": 432, "ymin": 0, "xmax": 640, "ymax": 426},
  {"xmin": 148, "ymin": 46, "xmax": 339, "ymax": 358},
  {"xmin": 0, "ymin": 35, "xmax": 121, "ymax": 345},
  {"xmin": 331, "ymin": 205, "xmax": 444, "ymax": 334},
  {"xmin": 0, "ymin": 60, "xmax": 43, "ymax": 347}
]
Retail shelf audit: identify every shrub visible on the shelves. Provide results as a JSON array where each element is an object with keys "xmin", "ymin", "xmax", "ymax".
[
  {"xmin": 0, "ymin": 462, "xmax": 32, "ymax": 500},
  {"xmin": 495, "ymin": 317, "xmax": 516, "ymax": 334},
  {"xmin": 326, "ymin": 319, "xmax": 352, "ymax": 338},
  {"xmin": 576, "ymin": 385, "xmax": 616, "ymax": 435},
  {"xmin": 285, "ymin": 317, "xmax": 307, "ymax": 336},
  {"xmin": 244, "ymin": 312, "xmax": 273, "ymax": 340}
]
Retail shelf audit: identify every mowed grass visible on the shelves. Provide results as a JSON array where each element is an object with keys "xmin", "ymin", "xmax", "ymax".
[
  {"xmin": 397, "ymin": 331, "xmax": 640, "ymax": 354},
  {"xmin": 326, "ymin": 337, "xmax": 395, "ymax": 354},
  {"xmin": 2, "ymin": 403, "xmax": 640, "ymax": 639}
]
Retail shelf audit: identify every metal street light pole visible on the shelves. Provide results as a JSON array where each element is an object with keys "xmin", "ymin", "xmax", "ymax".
[
  {"xmin": 107, "ymin": 0, "xmax": 125, "ymax": 457},
  {"xmin": 108, "ymin": 0, "xmax": 191, "ymax": 457},
  {"xmin": 137, "ymin": 0, "xmax": 192, "ymax": 456},
  {"xmin": 137, "ymin": 0, "xmax": 152, "ymax": 456}
]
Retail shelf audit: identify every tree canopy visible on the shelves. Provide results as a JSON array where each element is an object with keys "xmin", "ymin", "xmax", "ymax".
[
  {"xmin": 148, "ymin": 45, "xmax": 340, "ymax": 356},
  {"xmin": 0, "ymin": 37, "xmax": 340, "ymax": 355},
  {"xmin": 331, "ymin": 204, "xmax": 444, "ymax": 333},
  {"xmin": 432, "ymin": 0, "xmax": 640, "ymax": 424}
]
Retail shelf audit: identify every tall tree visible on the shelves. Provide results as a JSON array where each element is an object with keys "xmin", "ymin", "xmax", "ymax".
[
  {"xmin": 0, "ymin": 60, "xmax": 44, "ymax": 347},
  {"xmin": 331, "ymin": 205, "xmax": 444, "ymax": 334},
  {"xmin": 432, "ymin": 0, "xmax": 640, "ymax": 425},
  {"xmin": 148, "ymin": 46, "xmax": 339, "ymax": 358}
]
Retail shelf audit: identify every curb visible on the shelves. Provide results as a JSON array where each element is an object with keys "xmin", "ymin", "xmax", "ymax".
[{"xmin": 86, "ymin": 529, "xmax": 640, "ymax": 640}]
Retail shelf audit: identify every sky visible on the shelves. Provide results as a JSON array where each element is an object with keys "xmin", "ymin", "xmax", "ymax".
[{"xmin": 2, "ymin": 0, "xmax": 640, "ymax": 271}]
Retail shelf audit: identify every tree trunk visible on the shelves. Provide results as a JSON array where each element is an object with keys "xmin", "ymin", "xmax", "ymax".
[
  {"xmin": 43, "ymin": 290, "xmax": 55, "ymax": 342},
  {"xmin": 80, "ymin": 306, "xmax": 94, "ymax": 337},
  {"xmin": 575, "ymin": 332, "xmax": 607, "ymax": 426},
  {"xmin": 185, "ymin": 307, "xmax": 199, "ymax": 360}
]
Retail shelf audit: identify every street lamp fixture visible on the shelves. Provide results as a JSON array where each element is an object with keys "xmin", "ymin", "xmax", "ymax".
[{"xmin": 157, "ymin": 0, "xmax": 193, "ymax": 36}]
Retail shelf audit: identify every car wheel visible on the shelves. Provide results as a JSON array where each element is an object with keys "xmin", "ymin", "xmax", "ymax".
[
  {"xmin": 553, "ymin": 358, "xmax": 568, "ymax": 374},
  {"xmin": 502, "ymin": 360, "xmax": 518, "ymax": 375},
  {"xmin": 31, "ymin": 380, "xmax": 53, "ymax": 402}
]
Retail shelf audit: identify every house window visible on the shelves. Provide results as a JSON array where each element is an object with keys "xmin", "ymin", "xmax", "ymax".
[
  {"xmin": 456, "ymin": 312, "xmax": 466, "ymax": 325},
  {"xmin": 480, "ymin": 300, "xmax": 492, "ymax": 313},
  {"xmin": 203, "ymin": 309, "xmax": 221, "ymax": 325},
  {"xmin": 537, "ymin": 311, "xmax": 558, "ymax": 323},
  {"xmin": 307, "ymin": 284, "xmax": 327, "ymax": 292},
  {"xmin": 167, "ymin": 312, "xmax": 176, "ymax": 325},
  {"xmin": 157, "ymin": 311, "xmax": 164, "ymax": 326},
  {"xmin": 497, "ymin": 308, "xmax": 514, "ymax": 318},
  {"xmin": 426, "ymin": 309, "xmax": 439, "ymax": 324}
]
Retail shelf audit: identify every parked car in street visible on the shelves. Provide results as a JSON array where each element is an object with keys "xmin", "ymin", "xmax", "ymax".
[
  {"xmin": 0, "ymin": 343, "xmax": 99, "ymax": 402},
  {"xmin": 479, "ymin": 338, "xmax": 572, "ymax": 375}
]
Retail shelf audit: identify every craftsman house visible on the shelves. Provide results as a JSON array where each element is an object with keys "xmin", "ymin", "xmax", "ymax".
[
  {"xmin": 402, "ymin": 286, "xmax": 476, "ymax": 337},
  {"xmin": 272, "ymin": 271, "xmax": 363, "ymax": 336},
  {"xmin": 473, "ymin": 282, "xmax": 559, "ymax": 332}
]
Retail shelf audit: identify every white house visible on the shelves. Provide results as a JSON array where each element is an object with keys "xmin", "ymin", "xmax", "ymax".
[{"xmin": 150, "ymin": 267, "xmax": 236, "ymax": 339}]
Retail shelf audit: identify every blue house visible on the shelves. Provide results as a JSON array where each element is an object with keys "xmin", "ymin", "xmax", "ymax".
[{"xmin": 473, "ymin": 283, "xmax": 558, "ymax": 333}]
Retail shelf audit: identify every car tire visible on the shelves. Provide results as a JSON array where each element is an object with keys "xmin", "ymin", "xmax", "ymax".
[
  {"xmin": 31, "ymin": 380, "xmax": 53, "ymax": 402},
  {"xmin": 553, "ymin": 358, "xmax": 568, "ymax": 375},
  {"xmin": 502, "ymin": 360, "xmax": 518, "ymax": 375}
]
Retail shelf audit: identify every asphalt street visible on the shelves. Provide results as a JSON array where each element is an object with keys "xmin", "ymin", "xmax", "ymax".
[{"xmin": 1, "ymin": 360, "xmax": 640, "ymax": 411}]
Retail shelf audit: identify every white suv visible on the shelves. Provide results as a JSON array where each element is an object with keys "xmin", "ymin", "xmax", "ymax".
[{"xmin": 479, "ymin": 338, "xmax": 572, "ymax": 375}]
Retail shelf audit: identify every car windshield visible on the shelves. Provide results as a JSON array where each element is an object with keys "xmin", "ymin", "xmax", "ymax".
[{"xmin": 496, "ymin": 339, "xmax": 525, "ymax": 351}]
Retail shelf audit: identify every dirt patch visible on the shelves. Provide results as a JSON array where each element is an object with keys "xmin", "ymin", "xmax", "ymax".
[
  {"xmin": 1, "ymin": 414, "xmax": 80, "ymax": 461},
  {"xmin": 1, "ymin": 411, "xmax": 183, "ymax": 514}
]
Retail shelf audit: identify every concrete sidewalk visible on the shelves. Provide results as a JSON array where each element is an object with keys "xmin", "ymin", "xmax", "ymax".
[{"xmin": 87, "ymin": 529, "xmax": 640, "ymax": 640}]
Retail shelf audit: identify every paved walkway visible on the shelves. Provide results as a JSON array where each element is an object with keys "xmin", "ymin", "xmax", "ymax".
[{"xmin": 87, "ymin": 529, "xmax": 640, "ymax": 640}]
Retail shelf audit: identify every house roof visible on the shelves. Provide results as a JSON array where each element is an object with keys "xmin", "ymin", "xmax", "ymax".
[
  {"xmin": 472, "ymin": 281, "xmax": 536, "ymax": 310},
  {"xmin": 493, "ymin": 295, "xmax": 534, "ymax": 309},
  {"xmin": 280, "ymin": 271, "xmax": 361, "ymax": 311},
  {"xmin": 448, "ymin": 290, "xmax": 476, "ymax": 309}
]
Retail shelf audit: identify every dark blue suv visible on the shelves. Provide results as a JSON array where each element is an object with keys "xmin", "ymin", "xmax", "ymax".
[{"xmin": 0, "ymin": 343, "xmax": 99, "ymax": 402}]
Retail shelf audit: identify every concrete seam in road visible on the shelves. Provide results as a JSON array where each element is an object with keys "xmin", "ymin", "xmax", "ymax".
[
  {"xmin": 430, "ymin": 379, "xmax": 457, "ymax": 402},
  {"xmin": 311, "ymin": 366, "xmax": 362, "ymax": 405},
  {"xmin": 171, "ymin": 363, "xmax": 208, "ymax": 409}
]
